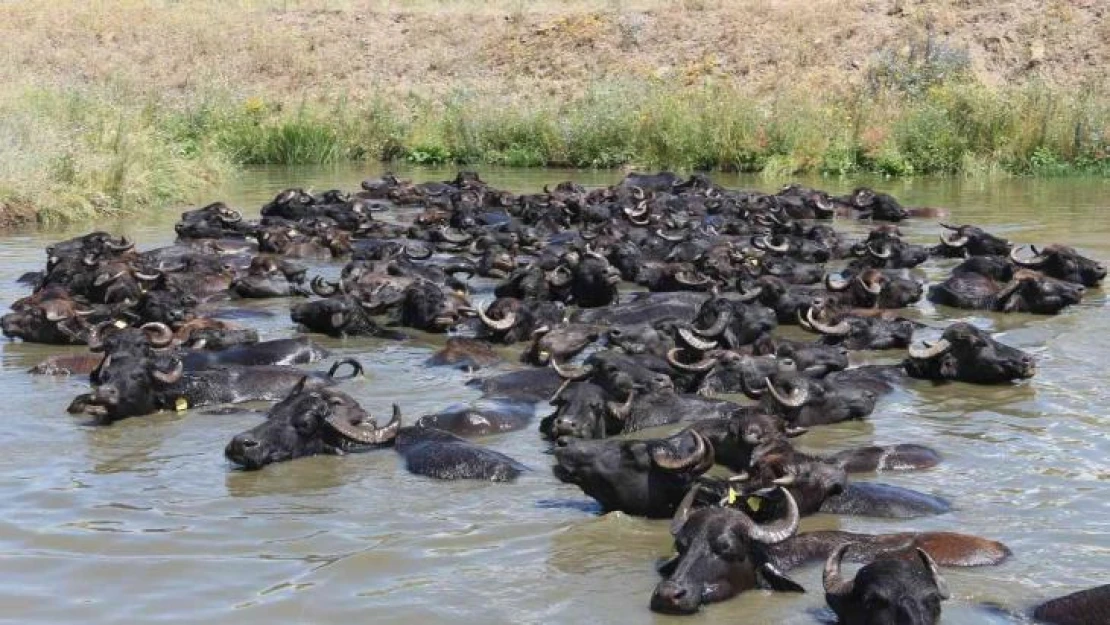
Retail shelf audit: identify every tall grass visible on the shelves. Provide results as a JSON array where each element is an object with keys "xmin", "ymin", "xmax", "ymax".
[{"xmin": 0, "ymin": 87, "xmax": 229, "ymax": 226}]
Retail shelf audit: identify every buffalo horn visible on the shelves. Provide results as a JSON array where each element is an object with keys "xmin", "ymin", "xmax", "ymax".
[
  {"xmin": 907, "ymin": 338, "xmax": 952, "ymax": 359},
  {"xmin": 326, "ymin": 404, "xmax": 402, "ymax": 445},
  {"xmin": 666, "ymin": 347, "xmax": 719, "ymax": 372},
  {"xmin": 651, "ymin": 429, "xmax": 713, "ymax": 472},
  {"xmin": 823, "ymin": 543, "xmax": 855, "ymax": 597},
  {"xmin": 765, "ymin": 377, "xmax": 809, "ymax": 408},
  {"xmin": 477, "ymin": 304, "xmax": 516, "ymax": 331},
  {"xmin": 805, "ymin": 307, "xmax": 850, "ymax": 336},
  {"xmin": 152, "ymin": 359, "xmax": 184, "ymax": 384},
  {"xmin": 1010, "ymin": 244, "xmax": 1047, "ymax": 267},
  {"xmin": 734, "ymin": 486, "xmax": 799, "ymax": 544},
  {"xmin": 140, "ymin": 322, "xmax": 174, "ymax": 347}
]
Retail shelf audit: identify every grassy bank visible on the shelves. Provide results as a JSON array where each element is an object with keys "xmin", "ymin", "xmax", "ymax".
[{"xmin": 2, "ymin": 0, "xmax": 1109, "ymax": 225}]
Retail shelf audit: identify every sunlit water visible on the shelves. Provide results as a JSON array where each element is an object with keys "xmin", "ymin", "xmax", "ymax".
[{"xmin": 0, "ymin": 166, "xmax": 1107, "ymax": 624}]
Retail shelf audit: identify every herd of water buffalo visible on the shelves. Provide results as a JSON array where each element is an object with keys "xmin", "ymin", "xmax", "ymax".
[{"xmin": 3, "ymin": 170, "xmax": 1106, "ymax": 623}]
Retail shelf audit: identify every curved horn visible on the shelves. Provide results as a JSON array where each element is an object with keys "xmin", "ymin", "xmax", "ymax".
[
  {"xmin": 402, "ymin": 244, "xmax": 433, "ymax": 260},
  {"xmin": 674, "ymin": 271, "xmax": 711, "ymax": 287},
  {"xmin": 866, "ymin": 242, "xmax": 892, "ymax": 259},
  {"xmin": 546, "ymin": 265, "xmax": 573, "ymax": 288},
  {"xmin": 630, "ymin": 186, "xmax": 645, "ymax": 201},
  {"xmin": 105, "ymin": 235, "xmax": 134, "ymax": 252},
  {"xmin": 152, "ymin": 359, "xmax": 184, "ymax": 384},
  {"xmin": 218, "ymin": 208, "xmax": 243, "ymax": 223},
  {"xmin": 310, "ymin": 275, "xmax": 340, "ymax": 297},
  {"xmin": 761, "ymin": 235, "xmax": 790, "ymax": 253},
  {"xmin": 736, "ymin": 284, "xmax": 763, "ymax": 303},
  {"xmin": 823, "ymin": 543, "xmax": 855, "ymax": 598},
  {"xmin": 1010, "ymin": 244, "xmax": 1047, "ymax": 267},
  {"xmin": 856, "ymin": 273, "xmax": 882, "ymax": 295},
  {"xmin": 624, "ymin": 201, "xmax": 649, "ymax": 219},
  {"xmin": 93, "ymin": 270, "xmax": 125, "ymax": 287},
  {"xmin": 907, "ymin": 338, "xmax": 952, "ymax": 360},
  {"xmin": 825, "ymin": 273, "xmax": 850, "ymax": 291},
  {"xmin": 677, "ymin": 326, "xmax": 718, "ymax": 352},
  {"xmin": 139, "ymin": 322, "xmax": 174, "ymax": 347},
  {"xmin": 940, "ymin": 230, "xmax": 969, "ymax": 247},
  {"xmin": 651, "ymin": 429, "xmax": 713, "ymax": 471},
  {"xmin": 550, "ymin": 358, "xmax": 593, "ymax": 380},
  {"xmin": 133, "ymin": 270, "xmax": 162, "ymax": 282},
  {"xmin": 671, "ymin": 484, "xmax": 701, "ymax": 536},
  {"xmin": 736, "ymin": 486, "xmax": 799, "ymax": 544},
  {"xmin": 805, "ymin": 307, "xmax": 850, "ymax": 336},
  {"xmin": 326, "ymin": 403, "xmax": 402, "ymax": 445},
  {"xmin": 693, "ymin": 306, "xmax": 732, "ymax": 338},
  {"xmin": 655, "ymin": 229, "xmax": 686, "ymax": 243},
  {"xmin": 327, "ymin": 358, "xmax": 364, "ymax": 378},
  {"xmin": 477, "ymin": 304, "xmax": 516, "ymax": 331},
  {"xmin": 917, "ymin": 548, "xmax": 951, "ymax": 600},
  {"xmin": 667, "ymin": 348, "xmax": 719, "ymax": 372},
  {"xmin": 439, "ymin": 227, "xmax": 472, "ymax": 244},
  {"xmin": 765, "ymin": 377, "xmax": 809, "ymax": 408}
]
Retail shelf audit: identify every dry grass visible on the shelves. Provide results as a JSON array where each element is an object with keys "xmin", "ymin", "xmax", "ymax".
[{"xmin": 1, "ymin": 0, "xmax": 1108, "ymax": 224}]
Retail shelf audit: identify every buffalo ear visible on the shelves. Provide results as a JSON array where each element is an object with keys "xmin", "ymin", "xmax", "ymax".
[{"xmin": 758, "ymin": 562, "xmax": 805, "ymax": 593}]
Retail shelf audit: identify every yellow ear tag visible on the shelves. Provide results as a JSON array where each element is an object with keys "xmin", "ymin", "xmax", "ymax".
[
  {"xmin": 174, "ymin": 398, "xmax": 188, "ymax": 412},
  {"xmin": 726, "ymin": 487, "xmax": 738, "ymax": 505},
  {"xmin": 746, "ymin": 496, "xmax": 762, "ymax": 512},
  {"xmin": 113, "ymin": 320, "xmax": 128, "ymax": 329}
]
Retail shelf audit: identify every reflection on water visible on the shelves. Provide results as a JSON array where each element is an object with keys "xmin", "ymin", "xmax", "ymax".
[{"xmin": 0, "ymin": 164, "xmax": 1107, "ymax": 623}]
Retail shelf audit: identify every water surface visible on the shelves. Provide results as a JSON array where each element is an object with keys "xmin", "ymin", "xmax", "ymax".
[{"xmin": 1, "ymin": 166, "xmax": 1107, "ymax": 624}]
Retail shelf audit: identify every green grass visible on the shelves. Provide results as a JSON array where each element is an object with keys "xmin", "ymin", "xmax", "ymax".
[{"xmin": 3, "ymin": 77, "xmax": 1110, "ymax": 225}]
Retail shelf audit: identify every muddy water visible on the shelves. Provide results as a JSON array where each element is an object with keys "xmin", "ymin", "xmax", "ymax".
[{"xmin": 0, "ymin": 166, "xmax": 1107, "ymax": 624}]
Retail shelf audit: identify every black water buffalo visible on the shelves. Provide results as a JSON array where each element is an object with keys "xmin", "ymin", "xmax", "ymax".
[
  {"xmin": 1010, "ymin": 244, "xmax": 1106, "ymax": 287},
  {"xmin": 413, "ymin": 405, "xmax": 532, "ymax": 437},
  {"xmin": 755, "ymin": 367, "xmax": 897, "ymax": 426},
  {"xmin": 225, "ymin": 385, "xmax": 400, "ymax": 469},
  {"xmin": 291, "ymin": 295, "xmax": 406, "ymax": 339},
  {"xmin": 174, "ymin": 202, "xmax": 252, "ymax": 240},
  {"xmin": 394, "ymin": 425, "xmax": 528, "ymax": 481},
  {"xmin": 799, "ymin": 306, "xmax": 918, "ymax": 351},
  {"xmin": 904, "ymin": 322, "xmax": 1036, "ymax": 384},
  {"xmin": 932, "ymin": 223, "xmax": 1012, "ymax": 257},
  {"xmin": 1, "ymin": 293, "xmax": 98, "ymax": 344},
  {"xmin": 71, "ymin": 333, "xmax": 362, "ymax": 423},
  {"xmin": 823, "ymin": 544, "xmax": 949, "ymax": 625},
  {"xmin": 841, "ymin": 187, "xmax": 909, "ymax": 221},
  {"xmin": 1032, "ymin": 584, "xmax": 1110, "ymax": 625},
  {"xmin": 928, "ymin": 267, "xmax": 1084, "ymax": 314},
  {"xmin": 650, "ymin": 486, "xmax": 803, "ymax": 614},
  {"xmin": 541, "ymin": 374, "xmax": 737, "ymax": 441},
  {"xmin": 552, "ymin": 428, "xmax": 715, "ymax": 517},
  {"xmin": 825, "ymin": 268, "xmax": 923, "ymax": 309}
]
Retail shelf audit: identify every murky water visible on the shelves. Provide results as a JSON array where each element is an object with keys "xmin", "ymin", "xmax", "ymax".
[{"xmin": 1, "ymin": 165, "xmax": 1107, "ymax": 624}]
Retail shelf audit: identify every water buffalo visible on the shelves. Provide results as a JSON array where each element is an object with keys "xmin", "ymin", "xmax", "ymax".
[
  {"xmin": 928, "ymin": 267, "xmax": 1084, "ymax": 314},
  {"xmin": 552, "ymin": 428, "xmax": 715, "ymax": 517},
  {"xmin": 225, "ymin": 385, "xmax": 400, "ymax": 469},
  {"xmin": 904, "ymin": 322, "xmax": 1036, "ymax": 383},
  {"xmin": 825, "ymin": 268, "xmax": 923, "ymax": 309},
  {"xmin": 650, "ymin": 486, "xmax": 803, "ymax": 614},
  {"xmin": 1032, "ymin": 584, "xmax": 1110, "ymax": 625},
  {"xmin": 799, "ymin": 305, "xmax": 919, "ymax": 351},
  {"xmin": 71, "ymin": 332, "xmax": 363, "ymax": 423},
  {"xmin": 291, "ymin": 295, "xmax": 406, "ymax": 339},
  {"xmin": 394, "ymin": 425, "xmax": 527, "ymax": 481},
  {"xmin": 932, "ymin": 223, "xmax": 1012, "ymax": 257},
  {"xmin": 823, "ymin": 544, "xmax": 949, "ymax": 625},
  {"xmin": 1010, "ymin": 244, "xmax": 1106, "ymax": 287}
]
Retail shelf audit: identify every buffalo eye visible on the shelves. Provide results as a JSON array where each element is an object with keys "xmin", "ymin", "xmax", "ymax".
[
  {"xmin": 291, "ymin": 409, "xmax": 322, "ymax": 436},
  {"xmin": 711, "ymin": 533, "xmax": 746, "ymax": 561}
]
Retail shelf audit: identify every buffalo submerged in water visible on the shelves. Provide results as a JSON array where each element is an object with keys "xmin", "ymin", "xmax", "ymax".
[{"xmin": 4, "ymin": 170, "xmax": 1103, "ymax": 619}]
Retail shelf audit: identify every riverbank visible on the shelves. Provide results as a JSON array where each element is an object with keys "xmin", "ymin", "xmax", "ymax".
[{"xmin": 2, "ymin": 0, "xmax": 1108, "ymax": 224}]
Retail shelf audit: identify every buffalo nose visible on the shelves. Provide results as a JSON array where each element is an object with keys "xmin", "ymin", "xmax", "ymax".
[{"xmin": 650, "ymin": 580, "xmax": 700, "ymax": 614}]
